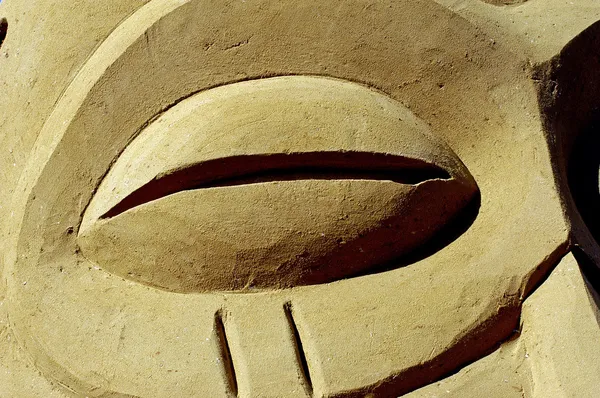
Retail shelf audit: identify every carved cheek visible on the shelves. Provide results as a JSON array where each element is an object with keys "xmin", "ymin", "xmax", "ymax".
[{"xmin": 78, "ymin": 76, "xmax": 478, "ymax": 293}]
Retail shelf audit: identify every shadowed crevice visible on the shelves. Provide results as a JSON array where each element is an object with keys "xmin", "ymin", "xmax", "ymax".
[
  {"xmin": 572, "ymin": 247, "xmax": 600, "ymax": 316},
  {"xmin": 0, "ymin": 18, "xmax": 7, "ymax": 50},
  {"xmin": 100, "ymin": 151, "xmax": 450, "ymax": 219},
  {"xmin": 284, "ymin": 302, "xmax": 314, "ymax": 396},
  {"xmin": 479, "ymin": 0, "xmax": 528, "ymax": 6},
  {"xmin": 214, "ymin": 310, "xmax": 238, "ymax": 397},
  {"xmin": 568, "ymin": 118, "xmax": 600, "ymax": 245}
]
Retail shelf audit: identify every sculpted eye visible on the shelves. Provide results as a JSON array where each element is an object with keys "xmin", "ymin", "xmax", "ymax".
[{"xmin": 78, "ymin": 76, "xmax": 478, "ymax": 293}]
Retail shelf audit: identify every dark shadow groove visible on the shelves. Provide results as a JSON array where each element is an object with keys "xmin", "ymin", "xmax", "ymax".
[
  {"xmin": 479, "ymin": 0, "xmax": 528, "ymax": 6},
  {"xmin": 0, "ymin": 18, "xmax": 7, "ymax": 50},
  {"xmin": 101, "ymin": 151, "xmax": 450, "ymax": 219},
  {"xmin": 568, "ymin": 116, "xmax": 600, "ymax": 245},
  {"xmin": 284, "ymin": 302, "xmax": 314, "ymax": 396},
  {"xmin": 214, "ymin": 310, "xmax": 238, "ymax": 397},
  {"xmin": 521, "ymin": 241, "xmax": 570, "ymax": 300}
]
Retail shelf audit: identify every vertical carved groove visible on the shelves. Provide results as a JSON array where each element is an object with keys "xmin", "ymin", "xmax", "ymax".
[
  {"xmin": 214, "ymin": 310, "xmax": 238, "ymax": 397},
  {"xmin": 0, "ymin": 18, "xmax": 7, "ymax": 49},
  {"xmin": 284, "ymin": 302, "xmax": 314, "ymax": 396}
]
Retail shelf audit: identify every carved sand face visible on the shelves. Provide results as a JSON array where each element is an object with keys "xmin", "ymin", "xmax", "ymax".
[{"xmin": 3, "ymin": 0, "xmax": 575, "ymax": 397}]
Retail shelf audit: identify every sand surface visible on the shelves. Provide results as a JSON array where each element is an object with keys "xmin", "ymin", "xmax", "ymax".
[{"xmin": 1, "ymin": 0, "xmax": 600, "ymax": 396}]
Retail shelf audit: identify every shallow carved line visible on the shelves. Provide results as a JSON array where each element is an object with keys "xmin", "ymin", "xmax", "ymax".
[
  {"xmin": 214, "ymin": 310, "xmax": 239, "ymax": 397},
  {"xmin": 284, "ymin": 302, "xmax": 314, "ymax": 397}
]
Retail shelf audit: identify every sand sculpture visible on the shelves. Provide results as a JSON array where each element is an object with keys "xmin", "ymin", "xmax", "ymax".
[{"xmin": 1, "ymin": 0, "xmax": 600, "ymax": 397}]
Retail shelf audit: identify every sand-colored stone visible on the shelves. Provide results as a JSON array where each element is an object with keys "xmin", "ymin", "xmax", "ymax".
[{"xmin": 0, "ymin": 0, "xmax": 599, "ymax": 397}]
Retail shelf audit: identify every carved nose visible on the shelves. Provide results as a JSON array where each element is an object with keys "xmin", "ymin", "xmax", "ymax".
[{"xmin": 78, "ymin": 76, "xmax": 478, "ymax": 293}]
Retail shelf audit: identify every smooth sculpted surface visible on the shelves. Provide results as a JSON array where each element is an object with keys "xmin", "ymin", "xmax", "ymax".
[{"xmin": 1, "ymin": 0, "xmax": 600, "ymax": 397}]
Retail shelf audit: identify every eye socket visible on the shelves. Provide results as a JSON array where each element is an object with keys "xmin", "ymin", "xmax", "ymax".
[{"xmin": 77, "ymin": 76, "xmax": 478, "ymax": 293}]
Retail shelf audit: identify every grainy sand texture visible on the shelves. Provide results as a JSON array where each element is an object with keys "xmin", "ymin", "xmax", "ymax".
[{"xmin": 1, "ymin": 1, "xmax": 600, "ymax": 397}]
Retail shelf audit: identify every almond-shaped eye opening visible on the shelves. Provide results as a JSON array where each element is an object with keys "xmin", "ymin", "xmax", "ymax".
[
  {"xmin": 78, "ymin": 76, "xmax": 478, "ymax": 293},
  {"xmin": 101, "ymin": 151, "xmax": 451, "ymax": 219}
]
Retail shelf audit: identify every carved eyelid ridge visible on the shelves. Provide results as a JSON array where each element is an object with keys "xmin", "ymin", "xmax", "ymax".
[{"xmin": 77, "ymin": 76, "xmax": 478, "ymax": 294}]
